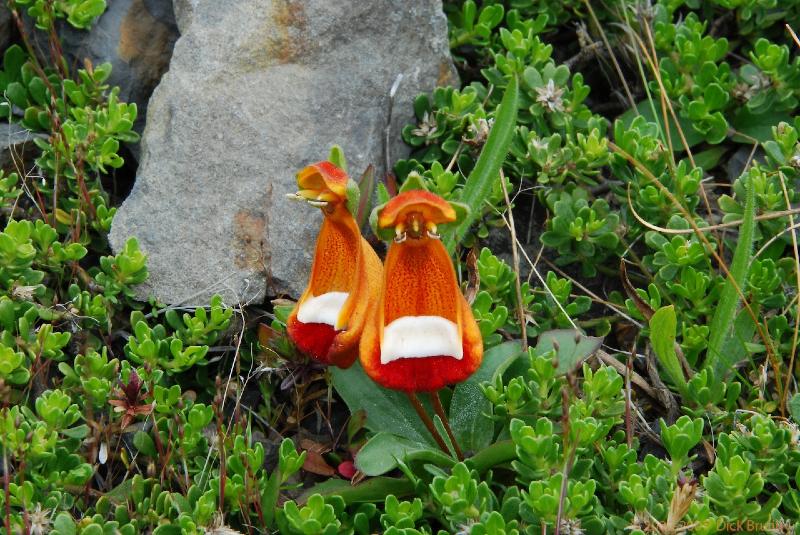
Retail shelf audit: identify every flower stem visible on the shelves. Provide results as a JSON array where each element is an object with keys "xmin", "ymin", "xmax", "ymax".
[
  {"xmin": 430, "ymin": 391, "xmax": 464, "ymax": 461},
  {"xmin": 406, "ymin": 392, "xmax": 449, "ymax": 455}
]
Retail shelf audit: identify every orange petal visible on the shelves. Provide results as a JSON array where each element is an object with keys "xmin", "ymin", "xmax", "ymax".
[
  {"xmin": 377, "ymin": 190, "xmax": 456, "ymax": 229},
  {"xmin": 359, "ymin": 236, "xmax": 483, "ymax": 391},
  {"xmin": 288, "ymin": 205, "xmax": 382, "ymax": 368},
  {"xmin": 306, "ymin": 205, "xmax": 360, "ymax": 296},
  {"xmin": 297, "ymin": 161, "xmax": 348, "ymax": 200}
]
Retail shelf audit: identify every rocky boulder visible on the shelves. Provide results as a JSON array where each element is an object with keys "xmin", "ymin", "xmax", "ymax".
[
  {"xmin": 0, "ymin": 122, "xmax": 46, "ymax": 173},
  {"xmin": 109, "ymin": 0, "xmax": 457, "ymax": 306}
]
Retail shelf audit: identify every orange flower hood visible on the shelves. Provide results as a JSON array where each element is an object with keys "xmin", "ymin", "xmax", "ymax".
[
  {"xmin": 360, "ymin": 190, "xmax": 483, "ymax": 391},
  {"xmin": 287, "ymin": 162, "xmax": 382, "ymax": 368}
]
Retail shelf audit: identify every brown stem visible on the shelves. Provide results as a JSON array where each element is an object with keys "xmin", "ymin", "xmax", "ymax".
[
  {"xmin": 406, "ymin": 392, "xmax": 449, "ymax": 455},
  {"xmin": 430, "ymin": 391, "xmax": 464, "ymax": 461}
]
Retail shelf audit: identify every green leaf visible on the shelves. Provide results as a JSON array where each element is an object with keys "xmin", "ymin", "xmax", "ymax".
[
  {"xmin": 466, "ymin": 440, "xmax": 516, "ymax": 472},
  {"xmin": 719, "ymin": 307, "xmax": 757, "ymax": 371},
  {"xmin": 356, "ymin": 164, "xmax": 375, "ymax": 228},
  {"xmin": 297, "ymin": 477, "xmax": 415, "ymax": 505},
  {"xmin": 534, "ymin": 329, "xmax": 603, "ymax": 375},
  {"xmin": 331, "ymin": 362, "xmax": 433, "ymax": 446},
  {"xmin": 345, "ymin": 178, "xmax": 360, "ymax": 218},
  {"xmin": 133, "ymin": 431, "xmax": 157, "ymax": 457},
  {"xmin": 82, "ymin": 525, "xmax": 103, "ymax": 535},
  {"xmin": 402, "ymin": 446, "xmax": 456, "ymax": 468},
  {"xmin": 789, "ymin": 394, "xmax": 800, "ymax": 424},
  {"xmin": 262, "ymin": 471, "xmax": 281, "ymax": 527},
  {"xmin": 649, "ymin": 305, "xmax": 687, "ymax": 394},
  {"xmin": 703, "ymin": 83, "xmax": 728, "ymax": 109},
  {"xmin": 691, "ymin": 146, "xmax": 727, "ymax": 171},
  {"xmin": 62, "ymin": 424, "xmax": 89, "ymax": 439},
  {"xmin": 327, "ymin": 144, "xmax": 347, "ymax": 172},
  {"xmin": 618, "ymin": 100, "xmax": 704, "ymax": 150},
  {"xmin": 446, "ymin": 74, "xmax": 519, "ymax": 251},
  {"xmin": 152, "ymin": 526, "xmax": 182, "ymax": 535},
  {"xmin": 6, "ymin": 81, "xmax": 28, "ymax": 108},
  {"xmin": 731, "ymin": 108, "xmax": 793, "ymax": 143},
  {"xmin": 103, "ymin": 479, "xmax": 134, "ymax": 504},
  {"xmin": 53, "ymin": 512, "xmax": 76, "ymax": 535},
  {"xmin": 450, "ymin": 341, "xmax": 522, "ymax": 452},
  {"xmin": 3, "ymin": 45, "xmax": 26, "ymax": 80},
  {"xmin": 27, "ymin": 77, "xmax": 47, "ymax": 106},
  {"xmin": 355, "ymin": 432, "xmax": 436, "ymax": 476},
  {"xmin": 707, "ymin": 169, "xmax": 757, "ymax": 380},
  {"xmin": 398, "ymin": 171, "xmax": 428, "ymax": 192}
]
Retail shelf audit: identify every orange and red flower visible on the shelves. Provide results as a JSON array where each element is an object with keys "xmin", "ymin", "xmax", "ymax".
[
  {"xmin": 287, "ymin": 162, "xmax": 382, "ymax": 368},
  {"xmin": 359, "ymin": 190, "xmax": 483, "ymax": 391}
]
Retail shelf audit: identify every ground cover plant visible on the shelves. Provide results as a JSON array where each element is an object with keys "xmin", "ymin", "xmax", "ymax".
[{"xmin": 1, "ymin": 0, "xmax": 800, "ymax": 533}]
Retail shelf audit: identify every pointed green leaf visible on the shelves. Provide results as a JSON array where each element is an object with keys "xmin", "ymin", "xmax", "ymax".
[
  {"xmin": 331, "ymin": 362, "xmax": 434, "ymax": 446},
  {"xmin": 446, "ymin": 74, "xmax": 519, "ymax": 252},
  {"xmin": 650, "ymin": 305, "xmax": 688, "ymax": 394}
]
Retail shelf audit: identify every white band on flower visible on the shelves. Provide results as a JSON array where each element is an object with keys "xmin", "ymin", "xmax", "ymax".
[
  {"xmin": 380, "ymin": 315, "xmax": 463, "ymax": 364},
  {"xmin": 297, "ymin": 292, "xmax": 349, "ymax": 330}
]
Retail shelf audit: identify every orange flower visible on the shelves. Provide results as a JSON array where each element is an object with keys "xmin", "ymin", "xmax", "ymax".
[
  {"xmin": 360, "ymin": 190, "xmax": 483, "ymax": 391},
  {"xmin": 287, "ymin": 162, "xmax": 382, "ymax": 368}
]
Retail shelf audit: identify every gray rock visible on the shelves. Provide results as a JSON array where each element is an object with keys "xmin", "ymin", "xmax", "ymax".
[
  {"xmin": 109, "ymin": 0, "xmax": 457, "ymax": 306},
  {"xmin": 0, "ymin": 122, "xmax": 47, "ymax": 173},
  {"xmin": 172, "ymin": 0, "xmax": 199, "ymax": 33}
]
